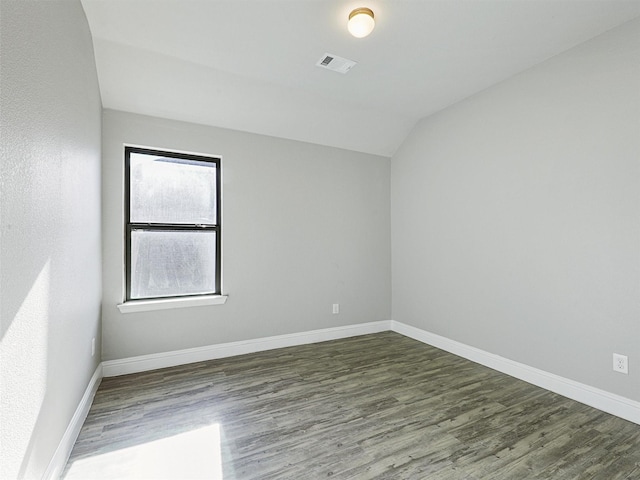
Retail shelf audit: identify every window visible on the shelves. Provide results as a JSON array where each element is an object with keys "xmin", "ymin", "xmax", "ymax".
[{"xmin": 125, "ymin": 146, "xmax": 221, "ymax": 301}]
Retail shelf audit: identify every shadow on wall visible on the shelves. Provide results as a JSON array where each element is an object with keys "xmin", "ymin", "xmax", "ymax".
[{"xmin": 1, "ymin": 260, "xmax": 52, "ymax": 477}]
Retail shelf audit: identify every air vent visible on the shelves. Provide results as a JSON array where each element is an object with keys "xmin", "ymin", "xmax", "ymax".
[{"xmin": 315, "ymin": 53, "xmax": 357, "ymax": 74}]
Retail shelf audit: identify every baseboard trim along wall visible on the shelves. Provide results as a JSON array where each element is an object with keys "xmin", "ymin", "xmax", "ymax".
[
  {"xmin": 102, "ymin": 319, "xmax": 639, "ymax": 424},
  {"xmin": 44, "ymin": 363, "xmax": 103, "ymax": 480},
  {"xmin": 55, "ymin": 319, "xmax": 639, "ymax": 479},
  {"xmin": 391, "ymin": 321, "xmax": 640, "ymax": 426},
  {"xmin": 102, "ymin": 320, "xmax": 393, "ymax": 377}
]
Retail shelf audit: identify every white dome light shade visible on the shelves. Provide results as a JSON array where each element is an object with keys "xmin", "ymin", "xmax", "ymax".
[{"xmin": 348, "ymin": 8, "xmax": 375, "ymax": 38}]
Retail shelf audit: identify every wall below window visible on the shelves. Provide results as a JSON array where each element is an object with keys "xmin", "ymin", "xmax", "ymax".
[
  {"xmin": 102, "ymin": 110, "xmax": 391, "ymax": 361},
  {"xmin": 0, "ymin": 1, "xmax": 102, "ymax": 478},
  {"xmin": 391, "ymin": 18, "xmax": 640, "ymax": 402}
]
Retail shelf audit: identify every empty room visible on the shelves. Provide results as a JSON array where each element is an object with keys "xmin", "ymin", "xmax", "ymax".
[{"xmin": 1, "ymin": 0, "xmax": 640, "ymax": 479}]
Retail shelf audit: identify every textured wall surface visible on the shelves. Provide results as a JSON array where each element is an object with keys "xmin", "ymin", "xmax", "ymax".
[
  {"xmin": 391, "ymin": 19, "xmax": 640, "ymax": 402},
  {"xmin": 101, "ymin": 110, "xmax": 391, "ymax": 360},
  {"xmin": 0, "ymin": 1, "xmax": 102, "ymax": 478}
]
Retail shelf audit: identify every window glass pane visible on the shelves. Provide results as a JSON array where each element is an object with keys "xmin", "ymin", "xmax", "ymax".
[
  {"xmin": 130, "ymin": 229, "xmax": 217, "ymax": 299},
  {"xmin": 130, "ymin": 153, "xmax": 217, "ymax": 224}
]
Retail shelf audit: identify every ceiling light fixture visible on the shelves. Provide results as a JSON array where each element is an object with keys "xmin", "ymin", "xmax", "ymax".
[{"xmin": 348, "ymin": 7, "xmax": 375, "ymax": 38}]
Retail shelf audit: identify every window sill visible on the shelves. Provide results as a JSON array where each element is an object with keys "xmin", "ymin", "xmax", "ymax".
[{"xmin": 117, "ymin": 295, "xmax": 228, "ymax": 314}]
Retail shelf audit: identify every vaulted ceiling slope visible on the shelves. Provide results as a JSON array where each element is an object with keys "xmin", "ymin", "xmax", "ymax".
[{"xmin": 81, "ymin": 0, "xmax": 640, "ymax": 157}]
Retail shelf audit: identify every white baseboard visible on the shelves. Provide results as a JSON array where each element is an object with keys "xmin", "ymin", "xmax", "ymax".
[
  {"xmin": 103, "ymin": 320, "xmax": 392, "ymax": 377},
  {"xmin": 70, "ymin": 317, "xmax": 637, "ymax": 477},
  {"xmin": 49, "ymin": 320, "xmax": 638, "ymax": 480},
  {"xmin": 44, "ymin": 363, "xmax": 103, "ymax": 480},
  {"xmin": 391, "ymin": 320, "xmax": 640, "ymax": 426}
]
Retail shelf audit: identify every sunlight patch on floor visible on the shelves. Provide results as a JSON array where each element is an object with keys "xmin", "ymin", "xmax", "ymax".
[{"xmin": 64, "ymin": 424, "xmax": 223, "ymax": 479}]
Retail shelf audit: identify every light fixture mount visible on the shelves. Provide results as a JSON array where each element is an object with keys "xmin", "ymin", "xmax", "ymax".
[{"xmin": 348, "ymin": 7, "xmax": 375, "ymax": 38}]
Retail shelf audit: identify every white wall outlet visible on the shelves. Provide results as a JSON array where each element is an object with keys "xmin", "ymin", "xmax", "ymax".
[
  {"xmin": 332, "ymin": 303, "xmax": 339, "ymax": 314},
  {"xmin": 613, "ymin": 353, "xmax": 628, "ymax": 374},
  {"xmin": 92, "ymin": 337, "xmax": 96, "ymax": 357}
]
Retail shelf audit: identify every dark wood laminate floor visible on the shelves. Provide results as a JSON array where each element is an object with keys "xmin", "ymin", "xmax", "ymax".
[{"xmin": 63, "ymin": 332, "xmax": 640, "ymax": 479}]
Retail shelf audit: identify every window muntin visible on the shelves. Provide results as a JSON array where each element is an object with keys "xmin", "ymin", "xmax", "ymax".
[{"xmin": 125, "ymin": 147, "xmax": 221, "ymax": 301}]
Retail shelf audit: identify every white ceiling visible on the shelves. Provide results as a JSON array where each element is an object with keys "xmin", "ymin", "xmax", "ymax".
[{"xmin": 81, "ymin": 0, "xmax": 640, "ymax": 157}]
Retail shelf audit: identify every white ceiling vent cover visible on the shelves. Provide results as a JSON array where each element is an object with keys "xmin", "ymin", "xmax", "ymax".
[{"xmin": 316, "ymin": 53, "xmax": 357, "ymax": 74}]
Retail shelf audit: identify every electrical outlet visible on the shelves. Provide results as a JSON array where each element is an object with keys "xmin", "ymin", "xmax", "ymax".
[
  {"xmin": 332, "ymin": 304, "xmax": 339, "ymax": 314},
  {"xmin": 613, "ymin": 353, "xmax": 628, "ymax": 374},
  {"xmin": 92, "ymin": 338, "xmax": 96, "ymax": 357}
]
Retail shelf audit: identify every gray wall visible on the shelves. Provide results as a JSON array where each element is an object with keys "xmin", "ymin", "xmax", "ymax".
[
  {"xmin": 102, "ymin": 110, "xmax": 391, "ymax": 360},
  {"xmin": 0, "ymin": 1, "xmax": 102, "ymax": 478},
  {"xmin": 391, "ymin": 19, "xmax": 640, "ymax": 401}
]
